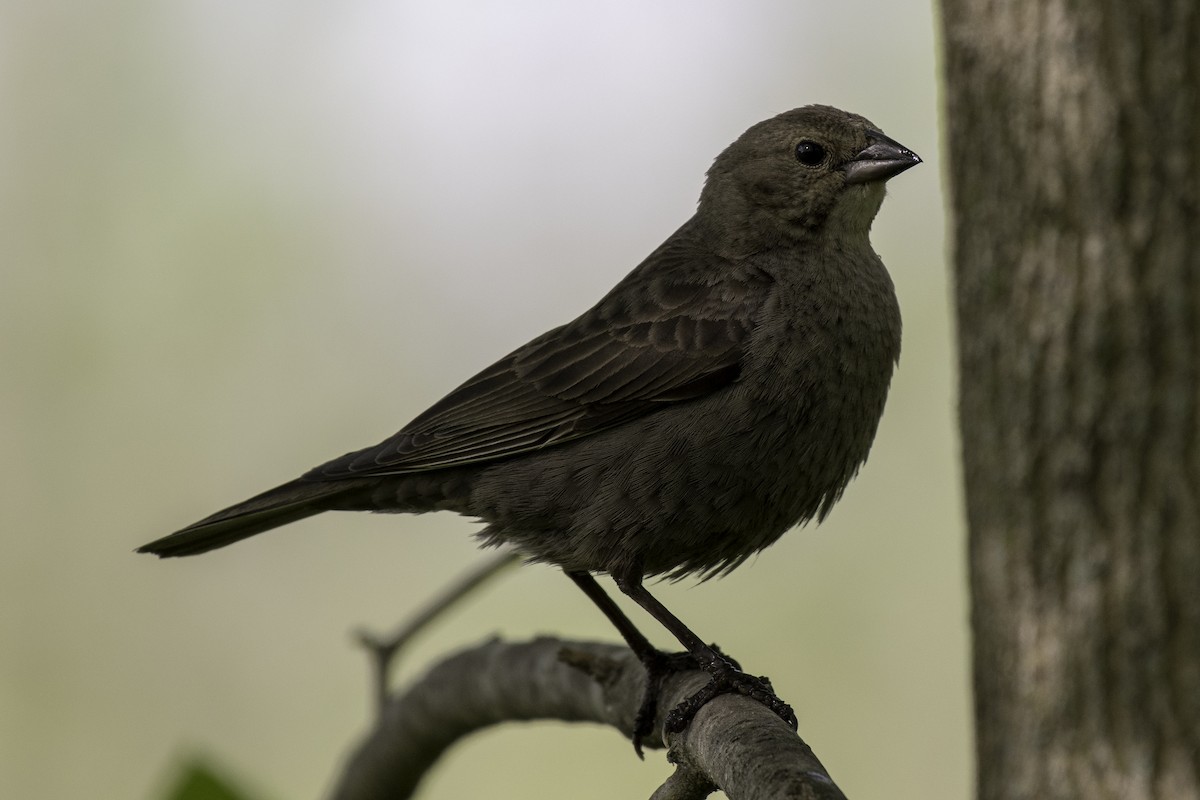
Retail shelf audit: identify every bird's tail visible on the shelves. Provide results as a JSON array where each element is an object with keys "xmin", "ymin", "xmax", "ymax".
[{"xmin": 138, "ymin": 478, "xmax": 360, "ymax": 558}]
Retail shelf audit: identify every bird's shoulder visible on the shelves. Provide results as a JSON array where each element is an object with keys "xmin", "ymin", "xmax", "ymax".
[{"xmin": 514, "ymin": 226, "xmax": 776, "ymax": 400}]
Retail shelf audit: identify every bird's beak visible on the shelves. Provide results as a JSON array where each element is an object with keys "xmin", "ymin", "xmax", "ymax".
[{"xmin": 842, "ymin": 132, "xmax": 922, "ymax": 185}]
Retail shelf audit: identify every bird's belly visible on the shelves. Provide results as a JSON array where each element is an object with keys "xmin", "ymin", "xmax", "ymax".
[{"xmin": 467, "ymin": 355, "xmax": 891, "ymax": 580}]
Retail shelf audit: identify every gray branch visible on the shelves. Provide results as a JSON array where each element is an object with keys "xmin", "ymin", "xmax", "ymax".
[{"xmin": 327, "ymin": 637, "xmax": 846, "ymax": 800}]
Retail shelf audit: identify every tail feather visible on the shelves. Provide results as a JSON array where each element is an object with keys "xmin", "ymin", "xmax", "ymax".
[{"xmin": 139, "ymin": 478, "xmax": 357, "ymax": 558}]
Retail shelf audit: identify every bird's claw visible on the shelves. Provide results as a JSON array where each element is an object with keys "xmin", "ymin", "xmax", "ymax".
[
  {"xmin": 629, "ymin": 643, "xmax": 791, "ymax": 755},
  {"xmin": 663, "ymin": 662, "xmax": 796, "ymax": 734},
  {"xmin": 631, "ymin": 649, "xmax": 699, "ymax": 757}
]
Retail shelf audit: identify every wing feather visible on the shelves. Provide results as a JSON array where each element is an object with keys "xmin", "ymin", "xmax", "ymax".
[{"xmin": 305, "ymin": 228, "xmax": 773, "ymax": 480}]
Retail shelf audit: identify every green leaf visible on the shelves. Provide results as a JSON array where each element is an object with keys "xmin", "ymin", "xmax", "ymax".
[{"xmin": 159, "ymin": 760, "xmax": 257, "ymax": 800}]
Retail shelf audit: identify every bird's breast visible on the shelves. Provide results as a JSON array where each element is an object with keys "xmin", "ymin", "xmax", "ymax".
[{"xmin": 737, "ymin": 250, "xmax": 901, "ymax": 520}]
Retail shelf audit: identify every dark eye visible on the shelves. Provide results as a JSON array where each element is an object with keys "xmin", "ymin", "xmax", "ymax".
[{"xmin": 795, "ymin": 140, "xmax": 826, "ymax": 167}]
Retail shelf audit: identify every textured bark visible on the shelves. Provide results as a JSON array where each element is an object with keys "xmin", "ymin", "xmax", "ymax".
[{"xmin": 940, "ymin": 0, "xmax": 1200, "ymax": 798}]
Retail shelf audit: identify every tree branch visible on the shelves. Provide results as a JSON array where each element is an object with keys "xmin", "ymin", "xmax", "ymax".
[
  {"xmin": 355, "ymin": 551, "xmax": 521, "ymax": 713},
  {"xmin": 327, "ymin": 637, "xmax": 846, "ymax": 800}
]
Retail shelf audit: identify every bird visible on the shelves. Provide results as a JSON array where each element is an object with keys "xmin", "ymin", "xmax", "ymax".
[{"xmin": 140, "ymin": 104, "xmax": 920, "ymax": 749}]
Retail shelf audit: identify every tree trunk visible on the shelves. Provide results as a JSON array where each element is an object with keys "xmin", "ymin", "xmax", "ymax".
[{"xmin": 940, "ymin": 1, "xmax": 1200, "ymax": 798}]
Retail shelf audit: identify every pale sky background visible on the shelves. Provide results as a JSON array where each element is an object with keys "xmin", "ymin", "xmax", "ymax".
[{"xmin": 0, "ymin": 2, "xmax": 966, "ymax": 799}]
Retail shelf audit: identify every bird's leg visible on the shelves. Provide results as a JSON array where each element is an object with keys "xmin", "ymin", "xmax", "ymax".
[
  {"xmin": 613, "ymin": 570, "xmax": 797, "ymax": 736},
  {"xmin": 567, "ymin": 571, "xmax": 697, "ymax": 755}
]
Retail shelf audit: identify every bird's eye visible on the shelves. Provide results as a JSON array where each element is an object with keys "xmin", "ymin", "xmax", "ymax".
[{"xmin": 795, "ymin": 140, "xmax": 826, "ymax": 167}]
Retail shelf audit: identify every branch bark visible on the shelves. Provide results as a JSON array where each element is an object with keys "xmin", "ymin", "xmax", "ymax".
[{"xmin": 327, "ymin": 637, "xmax": 846, "ymax": 800}]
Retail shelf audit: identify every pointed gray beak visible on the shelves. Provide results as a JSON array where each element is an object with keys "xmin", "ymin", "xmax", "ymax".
[{"xmin": 843, "ymin": 131, "xmax": 921, "ymax": 184}]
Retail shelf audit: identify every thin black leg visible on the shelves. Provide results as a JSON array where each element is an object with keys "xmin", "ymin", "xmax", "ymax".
[
  {"xmin": 567, "ymin": 570, "xmax": 657, "ymax": 660},
  {"xmin": 567, "ymin": 570, "xmax": 697, "ymax": 755},
  {"xmin": 613, "ymin": 569, "xmax": 797, "ymax": 735},
  {"xmin": 613, "ymin": 573, "xmax": 726, "ymax": 669}
]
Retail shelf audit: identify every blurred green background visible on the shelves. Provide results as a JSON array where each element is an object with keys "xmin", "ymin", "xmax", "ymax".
[{"xmin": 0, "ymin": 1, "xmax": 966, "ymax": 798}]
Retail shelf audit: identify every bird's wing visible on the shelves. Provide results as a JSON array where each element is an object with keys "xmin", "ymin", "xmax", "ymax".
[{"xmin": 305, "ymin": 240, "xmax": 773, "ymax": 479}]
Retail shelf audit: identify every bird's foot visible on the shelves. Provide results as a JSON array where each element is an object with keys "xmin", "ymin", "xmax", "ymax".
[
  {"xmin": 663, "ymin": 653, "xmax": 797, "ymax": 735},
  {"xmin": 630, "ymin": 644, "xmax": 783, "ymax": 755},
  {"xmin": 631, "ymin": 649, "xmax": 699, "ymax": 757}
]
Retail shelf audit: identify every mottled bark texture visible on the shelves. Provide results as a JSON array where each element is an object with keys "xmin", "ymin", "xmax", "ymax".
[
  {"xmin": 941, "ymin": 0, "xmax": 1200, "ymax": 798},
  {"xmin": 327, "ymin": 638, "xmax": 846, "ymax": 800}
]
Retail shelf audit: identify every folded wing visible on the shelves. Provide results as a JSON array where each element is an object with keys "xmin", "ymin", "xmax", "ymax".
[{"xmin": 307, "ymin": 240, "xmax": 773, "ymax": 479}]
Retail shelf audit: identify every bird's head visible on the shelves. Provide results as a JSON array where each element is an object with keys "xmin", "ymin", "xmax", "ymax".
[{"xmin": 699, "ymin": 105, "xmax": 920, "ymax": 253}]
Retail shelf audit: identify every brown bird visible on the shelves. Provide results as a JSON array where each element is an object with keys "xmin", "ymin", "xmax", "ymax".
[{"xmin": 140, "ymin": 104, "xmax": 920, "ymax": 748}]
